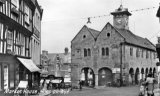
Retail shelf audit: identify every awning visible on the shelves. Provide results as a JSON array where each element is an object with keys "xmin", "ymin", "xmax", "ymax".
[{"xmin": 17, "ymin": 57, "xmax": 40, "ymax": 72}]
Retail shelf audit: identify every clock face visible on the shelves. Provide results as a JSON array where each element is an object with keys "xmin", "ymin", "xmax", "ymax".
[
  {"xmin": 114, "ymin": 16, "xmax": 129, "ymax": 29},
  {"xmin": 115, "ymin": 18, "xmax": 122, "ymax": 25},
  {"xmin": 115, "ymin": 17, "xmax": 128, "ymax": 26}
]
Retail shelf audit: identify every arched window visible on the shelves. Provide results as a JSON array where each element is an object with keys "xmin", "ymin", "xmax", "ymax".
[
  {"xmin": 146, "ymin": 51, "xmax": 149, "ymax": 59},
  {"xmin": 102, "ymin": 48, "xmax": 105, "ymax": 56},
  {"xmin": 88, "ymin": 48, "xmax": 91, "ymax": 56},
  {"xmin": 106, "ymin": 47, "xmax": 109, "ymax": 56},
  {"xmin": 84, "ymin": 48, "xmax": 87, "ymax": 57},
  {"xmin": 130, "ymin": 47, "xmax": 133, "ymax": 56},
  {"xmin": 136, "ymin": 48, "xmax": 139, "ymax": 57}
]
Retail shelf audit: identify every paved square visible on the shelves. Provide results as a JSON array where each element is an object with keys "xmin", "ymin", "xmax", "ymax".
[{"xmin": 49, "ymin": 86, "xmax": 140, "ymax": 96}]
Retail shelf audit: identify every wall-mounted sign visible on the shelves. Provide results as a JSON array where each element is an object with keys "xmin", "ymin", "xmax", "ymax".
[
  {"xmin": 112, "ymin": 68, "xmax": 120, "ymax": 73},
  {"xmin": 18, "ymin": 81, "xmax": 28, "ymax": 88}
]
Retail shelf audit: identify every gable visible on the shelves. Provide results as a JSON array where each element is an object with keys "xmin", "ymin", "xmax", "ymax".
[
  {"xmin": 96, "ymin": 22, "xmax": 125, "ymax": 43},
  {"xmin": 71, "ymin": 25, "xmax": 95, "ymax": 45}
]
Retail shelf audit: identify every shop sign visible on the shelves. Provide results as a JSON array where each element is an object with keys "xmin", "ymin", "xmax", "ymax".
[
  {"xmin": 18, "ymin": 81, "xmax": 28, "ymax": 88},
  {"xmin": 112, "ymin": 68, "xmax": 120, "ymax": 73}
]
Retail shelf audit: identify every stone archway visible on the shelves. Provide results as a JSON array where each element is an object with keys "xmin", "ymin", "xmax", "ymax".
[
  {"xmin": 149, "ymin": 68, "xmax": 152, "ymax": 75},
  {"xmin": 153, "ymin": 68, "xmax": 156, "ymax": 78},
  {"xmin": 129, "ymin": 68, "xmax": 134, "ymax": 85},
  {"xmin": 135, "ymin": 68, "xmax": 139, "ymax": 85},
  {"xmin": 141, "ymin": 68, "xmax": 144, "ymax": 81},
  {"xmin": 145, "ymin": 68, "xmax": 148, "ymax": 78},
  {"xmin": 98, "ymin": 67, "xmax": 112, "ymax": 86},
  {"xmin": 81, "ymin": 67, "xmax": 95, "ymax": 87}
]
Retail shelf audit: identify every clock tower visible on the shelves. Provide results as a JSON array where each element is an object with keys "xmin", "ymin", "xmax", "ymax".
[{"xmin": 111, "ymin": 5, "xmax": 132, "ymax": 30}]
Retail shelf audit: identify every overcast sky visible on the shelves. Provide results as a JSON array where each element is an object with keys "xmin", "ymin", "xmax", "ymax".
[{"xmin": 38, "ymin": 0, "xmax": 160, "ymax": 53}]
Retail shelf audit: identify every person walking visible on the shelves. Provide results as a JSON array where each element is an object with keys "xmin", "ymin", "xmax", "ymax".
[
  {"xmin": 40, "ymin": 79, "xmax": 48, "ymax": 94},
  {"xmin": 145, "ymin": 74, "xmax": 155, "ymax": 96},
  {"xmin": 79, "ymin": 80, "xmax": 82, "ymax": 91}
]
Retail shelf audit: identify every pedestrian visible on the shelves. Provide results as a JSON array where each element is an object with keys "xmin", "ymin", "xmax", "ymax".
[
  {"xmin": 41, "ymin": 79, "xmax": 48, "ymax": 93},
  {"xmin": 48, "ymin": 80, "xmax": 52, "ymax": 90},
  {"xmin": 79, "ymin": 80, "xmax": 82, "ymax": 90},
  {"xmin": 145, "ymin": 74, "xmax": 155, "ymax": 96}
]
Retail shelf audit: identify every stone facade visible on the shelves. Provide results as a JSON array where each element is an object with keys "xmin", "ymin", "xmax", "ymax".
[
  {"xmin": 71, "ymin": 5, "xmax": 157, "ymax": 87},
  {"xmin": 41, "ymin": 48, "xmax": 71, "ymax": 78}
]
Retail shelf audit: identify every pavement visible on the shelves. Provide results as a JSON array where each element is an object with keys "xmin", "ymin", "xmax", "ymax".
[{"xmin": 42, "ymin": 86, "xmax": 140, "ymax": 96}]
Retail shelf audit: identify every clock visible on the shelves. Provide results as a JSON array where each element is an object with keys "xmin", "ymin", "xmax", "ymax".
[{"xmin": 115, "ymin": 18, "xmax": 122, "ymax": 25}]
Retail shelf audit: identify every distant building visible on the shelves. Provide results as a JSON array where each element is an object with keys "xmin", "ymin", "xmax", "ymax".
[
  {"xmin": 41, "ymin": 48, "xmax": 71, "ymax": 78},
  {"xmin": 0, "ymin": 0, "xmax": 42, "ymax": 91},
  {"xmin": 48, "ymin": 48, "xmax": 71, "ymax": 78},
  {"xmin": 41, "ymin": 50, "xmax": 50, "ymax": 74},
  {"xmin": 71, "ymin": 5, "xmax": 157, "ymax": 87}
]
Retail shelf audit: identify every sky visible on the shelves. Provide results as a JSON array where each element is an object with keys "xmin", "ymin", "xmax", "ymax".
[{"xmin": 38, "ymin": 0, "xmax": 160, "ymax": 53}]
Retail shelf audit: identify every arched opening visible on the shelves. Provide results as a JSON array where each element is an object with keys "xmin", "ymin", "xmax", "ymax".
[
  {"xmin": 81, "ymin": 67, "xmax": 95, "ymax": 87},
  {"xmin": 149, "ymin": 68, "xmax": 152, "ymax": 75},
  {"xmin": 98, "ymin": 67, "xmax": 112, "ymax": 86},
  {"xmin": 141, "ymin": 68, "xmax": 144, "ymax": 81},
  {"xmin": 135, "ymin": 68, "xmax": 139, "ymax": 85},
  {"xmin": 145, "ymin": 68, "xmax": 148, "ymax": 78},
  {"xmin": 129, "ymin": 68, "xmax": 134, "ymax": 85},
  {"xmin": 153, "ymin": 68, "xmax": 156, "ymax": 78}
]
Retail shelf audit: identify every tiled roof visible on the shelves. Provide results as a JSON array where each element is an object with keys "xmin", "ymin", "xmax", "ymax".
[
  {"xmin": 86, "ymin": 23, "xmax": 155, "ymax": 51},
  {"xmin": 88, "ymin": 28, "xmax": 100, "ymax": 38},
  {"xmin": 116, "ymin": 29, "xmax": 155, "ymax": 50}
]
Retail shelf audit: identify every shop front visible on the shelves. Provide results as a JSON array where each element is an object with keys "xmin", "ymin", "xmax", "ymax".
[
  {"xmin": 17, "ymin": 57, "xmax": 40, "ymax": 89},
  {"xmin": 0, "ymin": 55, "xmax": 40, "ymax": 94}
]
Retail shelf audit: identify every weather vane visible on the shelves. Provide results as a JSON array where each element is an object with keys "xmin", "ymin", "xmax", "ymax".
[{"xmin": 87, "ymin": 17, "xmax": 91, "ymax": 24}]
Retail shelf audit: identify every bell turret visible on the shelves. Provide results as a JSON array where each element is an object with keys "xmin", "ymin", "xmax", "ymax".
[{"xmin": 111, "ymin": 5, "xmax": 132, "ymax": 30}]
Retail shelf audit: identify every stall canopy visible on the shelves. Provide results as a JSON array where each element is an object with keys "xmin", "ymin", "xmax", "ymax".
[{"xmin": 17, "ymin": 57, "xmax": 40, "ymax": 72}]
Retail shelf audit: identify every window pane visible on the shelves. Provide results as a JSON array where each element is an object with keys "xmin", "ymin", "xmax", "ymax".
[
  {"xmin": 84, "ymin": 48, "xmax": 87, "ymax": 57},
  {"xmin": 146, "ymin": 51, "xmax": 148, "ymax": 58},
  {"xmin": 130, "ymin": 47, "xmax": 133, "ymax": 56},
  {"xmin": 102, "ymin": 48, "xmax": 105, "ymax": 56},
  {"xmin": 88, "ymin": 49, "xmax": 91, "ymax": 56},
  {"xmin": 7, "ymin": 30, "xmax": 13, "ymax": 54},
  {"xmin": 141, "ymin": 49, "xmax": 143, "ymax": 58},
  {"xmin": 106, "ymin": 48, "xmax": 109, "ymax": 56}
]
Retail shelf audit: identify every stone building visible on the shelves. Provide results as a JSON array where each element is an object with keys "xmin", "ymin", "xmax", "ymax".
[
  {"xmin": 40, "ymin": 50, "xmax": 50, "ymax": 76},
  {"xmin": 40, "ymin": 48, "xmax": 71, "ymax": 78},
  {"xmin": 0, "ymin": 0, "xmax": 42, "ymax": 91},
  {"xmin": 47, "ymin": 48, "xmax": 71, "ymax": 78},
  {"xmin": 71, "ymin": 5, "xmax": 157, "ymax": 87}
]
